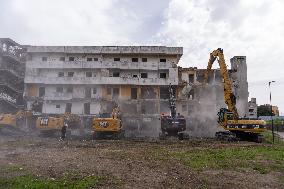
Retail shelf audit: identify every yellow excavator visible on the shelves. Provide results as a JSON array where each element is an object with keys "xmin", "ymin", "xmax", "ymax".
[
  {"xmin": 0, "ymin": 110, "xmax": 35, "ymax": 132},
  {"xmin": 36, "ymin": 113, "xmax": 81, "ymax": 137},
  {"xmin": 204, "ymin": 48, "xmax": 266, "ymax": 142},
  {"xmin": 92, "ymin": 105, "xmax": 124, "ymax": 139}
]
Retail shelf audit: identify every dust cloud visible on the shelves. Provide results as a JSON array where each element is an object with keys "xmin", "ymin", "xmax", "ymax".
[
  {"xmin": 184, "ymin": 84, "xmax": 225, "ymax": 138},
  {"xmin": 119, "ymin": 99, "xmax": 161, "ymax": 138}
]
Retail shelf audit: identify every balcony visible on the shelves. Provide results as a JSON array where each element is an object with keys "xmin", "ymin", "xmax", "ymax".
[
  {"xmin": 43, "ymin": 94, "xmax": 103, "ymax": 101},
  {"xmin": 26, "ymin": 60, "xmax": 173, "ymax": 70},
  {"xmin": 25, "ymin": 76, "xmax": 178, "ymax": 85}
]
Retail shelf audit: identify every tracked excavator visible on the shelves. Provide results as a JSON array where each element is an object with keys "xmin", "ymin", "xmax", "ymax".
[
  {"xmin": 92, "ymin": 105, "xmax": 124, "ymax": 139},
  {"xmin": 36, "ymin": 113, "xmax": 81, "ymax": 137},
  {"xmin": 204, "ymin": 48, "xmax": 266, "ymax": 142},
  {"xmin": 0, "ymin": 110, "xmax": 36, "ymax": 133},
  {"xmin": 160, "ymin": 84, "xmax": 187, "ymax": 140}
]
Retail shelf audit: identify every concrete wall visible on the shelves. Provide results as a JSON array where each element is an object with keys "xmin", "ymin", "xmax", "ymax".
[
  {"xmin": 119, "ymin": 99, "xmax": 161, "ymax": 138},
  {"xmin": 248, "ymin": 98, "xmax": 257, "ymax": 118}
]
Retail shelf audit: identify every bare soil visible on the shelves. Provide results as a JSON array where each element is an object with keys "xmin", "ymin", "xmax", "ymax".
[{"xmin": 0, "ymin": 134, "xmax": 283, "ymax": 189}]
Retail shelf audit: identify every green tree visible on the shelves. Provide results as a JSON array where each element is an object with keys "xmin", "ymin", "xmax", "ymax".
[{"xmin": 257, "ymin": 105, "xmax": 274, "ymax": 117}]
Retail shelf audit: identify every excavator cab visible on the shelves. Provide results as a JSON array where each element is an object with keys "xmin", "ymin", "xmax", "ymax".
[
  {"xmin": 161, "ymin": 115, "xmax": 186, "ymax": 135},
  {"xmin": 217, "ymin": 108, "xmax": 226, "ymax": 123},
  {"xmin": 217, "ymin": 108, "xmax": 234, "ymax": 123}
]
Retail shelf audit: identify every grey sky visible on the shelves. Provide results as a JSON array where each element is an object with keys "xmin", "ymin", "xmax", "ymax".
[{"xmin": 0, "ymin": 0, "xmax": 283, "ymax": 114}]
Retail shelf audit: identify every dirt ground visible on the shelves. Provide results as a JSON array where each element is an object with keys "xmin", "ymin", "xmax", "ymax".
[{"xmin": 0, "ymin": 133, "xmax": 283, "ymax": 189}]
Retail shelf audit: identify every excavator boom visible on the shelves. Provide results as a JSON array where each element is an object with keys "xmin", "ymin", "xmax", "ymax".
[
  {"xmin": 204, "ymin": 48, "xmax": 238, "ymax": 119},
  {"xmin": 160, "ymin": 83, "xmax": 186, "ymax": 140},
  {"xmin": 168, "ymin": 84, "xmax": 177, "ymax": 118}
]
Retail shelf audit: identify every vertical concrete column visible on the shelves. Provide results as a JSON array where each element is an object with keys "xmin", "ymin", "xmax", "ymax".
[{"xmin": 230, "ymin": 56, "xmax": 249, "ymax": 117}]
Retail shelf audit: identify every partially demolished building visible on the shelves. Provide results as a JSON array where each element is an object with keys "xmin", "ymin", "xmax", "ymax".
[
  {"xmin": 177, "ymin": 56, "xmax": 249, "ymax": 136},
  {"xmin": 0, "ymin": 38, "xmax": 251, "ymax": 137},
  {"xmin": 0, "ymin": 38, "xmax": 25, "ymax": 113},
  {"xmin": 23, "ymin": 44, "xmax": 249, "ymax": 137}
]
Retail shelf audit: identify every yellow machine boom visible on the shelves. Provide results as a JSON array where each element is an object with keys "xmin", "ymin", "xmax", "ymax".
[{"xmin": 204, "ymin": 48, "xmax": 238, "ymax": 119}]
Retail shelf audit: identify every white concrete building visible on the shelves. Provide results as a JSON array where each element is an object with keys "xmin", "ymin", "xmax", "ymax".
[{"xmin": 24, "ymin": 46, "xmax": 182, "ymax": 116}]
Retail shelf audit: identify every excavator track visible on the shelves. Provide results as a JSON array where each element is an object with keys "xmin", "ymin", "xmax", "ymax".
[
  {"xmin": 215, "ymin": 131, "xmax": 264, "ymax": 143},
  {"xmin": 215, "ymin": 131, "xmax": 239, "ymax": 142}
]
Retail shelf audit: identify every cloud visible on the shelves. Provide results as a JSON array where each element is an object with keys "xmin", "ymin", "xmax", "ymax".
[
  {"xmin": 0, "ymin": 0, "xmax": 283, "ymax": 113},
  {"xmin": 0, "ymin": 0, "xmax": 169, "ymax": 45},
  {"xmin": 109, "ymin": 0, "xmax": 169, "ymax": 42},
  {"xmin": 155, "ymin": 0, "xmax": 284, "ymax": 113}
]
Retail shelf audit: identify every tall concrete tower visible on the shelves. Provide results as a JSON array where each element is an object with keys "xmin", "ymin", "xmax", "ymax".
[{"xmin": 230, "ymin": 56, "xmax": 249, "ymax": 117}]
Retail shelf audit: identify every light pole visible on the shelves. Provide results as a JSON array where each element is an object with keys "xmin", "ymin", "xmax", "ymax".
[{"xmin": 269, "ymin": 81, "xmax": 275, "ymax": 143}]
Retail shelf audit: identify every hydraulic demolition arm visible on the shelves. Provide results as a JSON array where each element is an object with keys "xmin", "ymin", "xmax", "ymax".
[
  {"xmin": 204, "ymin": 48, "xmax": 266, "ymax": 142},
  {"xmin": 168, "ymin": 83, "xmax": 177, "ymax": 118},
  {"xmin": 204, "ymin": 48, "xmax": 238, "ymax": 119}
]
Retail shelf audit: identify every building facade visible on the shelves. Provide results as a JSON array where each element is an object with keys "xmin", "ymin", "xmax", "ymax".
[
  {"xmin": 24, "ymin": 46, "xmax": 182, "ymax": 115},
  {"xmin": 24, "ymin": 46, "xmax": 182, "ymax": 137},
  {"xmin": 0, "ymin": 38, "xmax": 25, "ymax": 113}
]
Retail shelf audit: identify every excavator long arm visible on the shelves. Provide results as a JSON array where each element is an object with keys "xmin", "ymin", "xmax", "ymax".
[
  {"xmin": 168, "ymin": 83, "xmax": 177, "ymax": 118},
  {"xmin": 204, "ymin": 48, "xmax": 239, "ymax": 119}
]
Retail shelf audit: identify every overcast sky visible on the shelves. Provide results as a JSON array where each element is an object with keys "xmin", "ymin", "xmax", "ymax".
[{"xmin": 1, "ymin": 0, "xmax": 283, "ymax": 115}]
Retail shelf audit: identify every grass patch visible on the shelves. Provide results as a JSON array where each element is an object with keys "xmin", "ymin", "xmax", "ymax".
[
  {"xmin": 164, "ymin": 131, "xmax": 284, "ymax": 173},
  {"xmin": 252, "ymin": 165, "xmax": 269, "ymax": 174},
  {"xmin": 263, "ymin": 131, "xmax": 284, "ymax": 145},
  {"xmin": 0, "ymin": 175, "xmax": 104, "ymax": 189},
  {"xmin": 172, "ymin": 147, "xmax": 256, "ymax": 170},
  {"xmin": 171, "ymin": 145, "xmax": 284, "ymax": 174}
]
